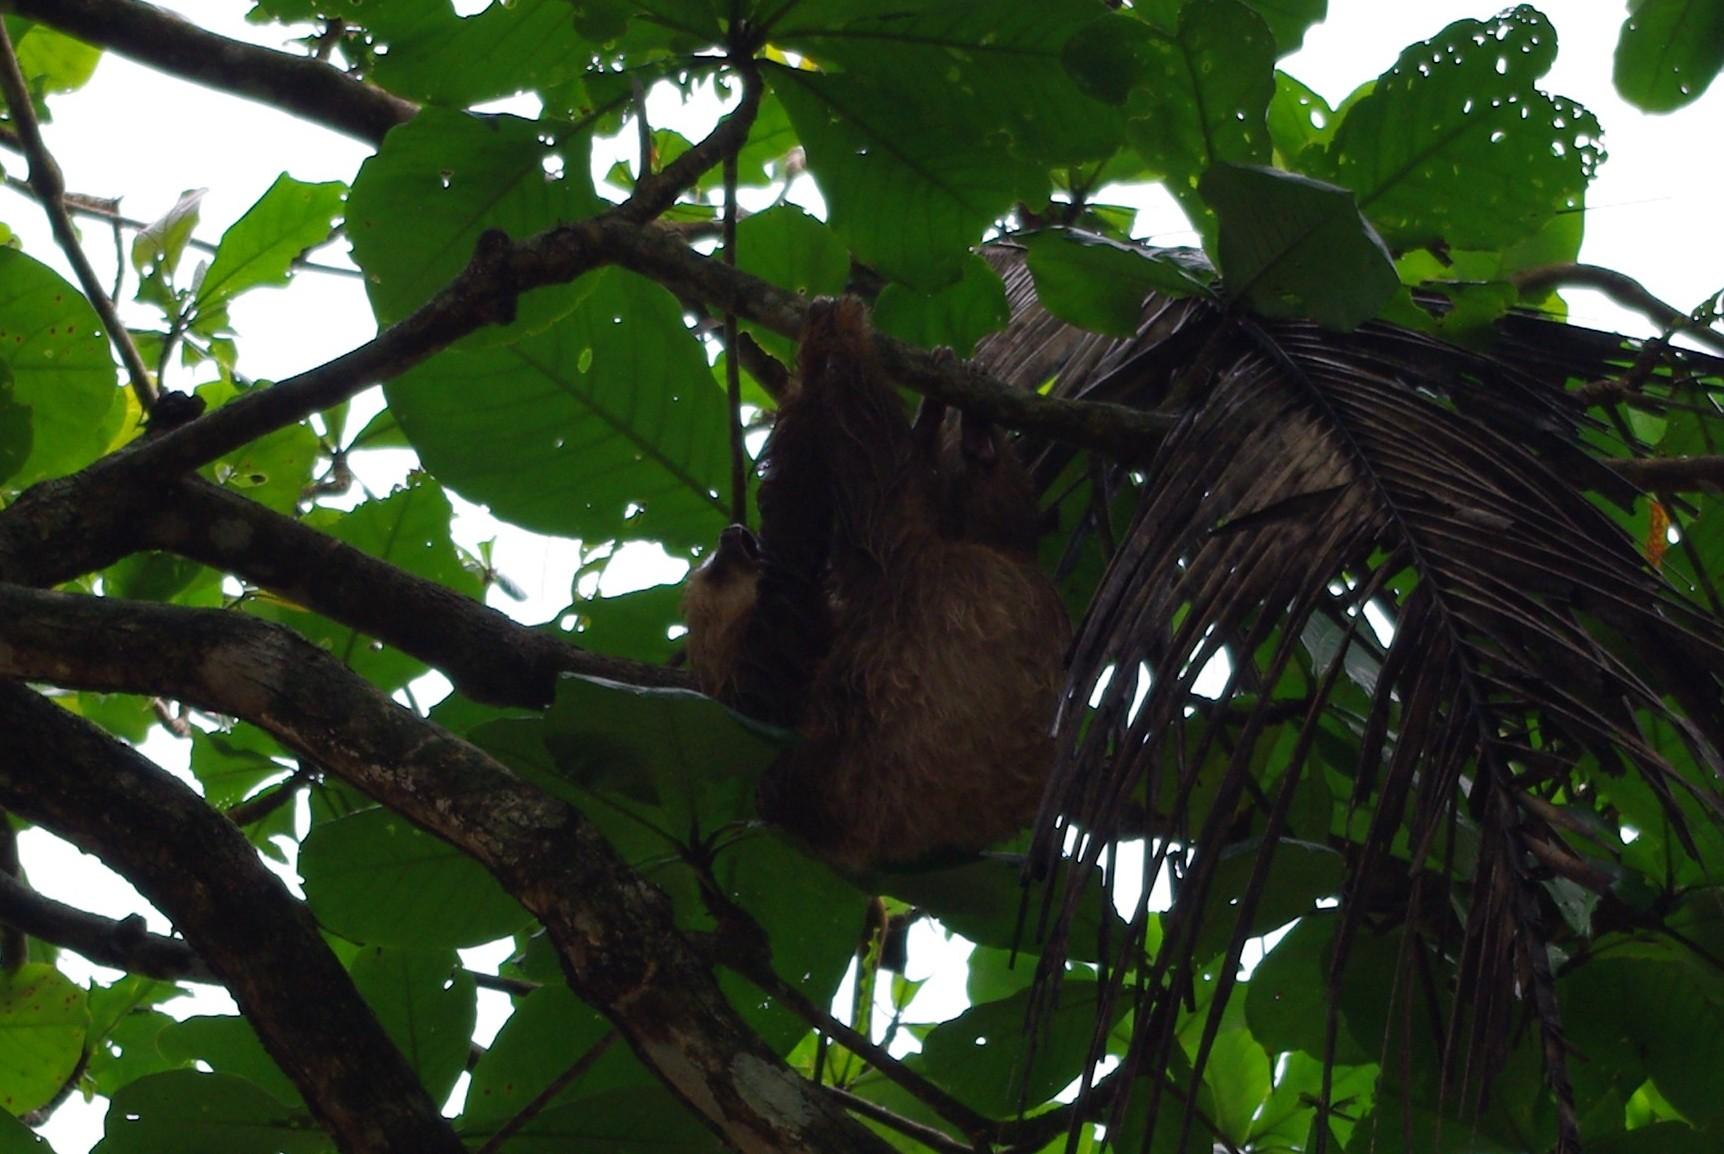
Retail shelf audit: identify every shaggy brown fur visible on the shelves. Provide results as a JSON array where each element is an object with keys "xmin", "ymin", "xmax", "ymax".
[{"xmin": 682, "ymin": 298, "xmax": 1070, "ymax": 871}]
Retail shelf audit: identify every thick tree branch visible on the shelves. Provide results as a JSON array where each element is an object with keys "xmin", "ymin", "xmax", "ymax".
[
  {"xmin": 0, "ymin": 683, "xmax": 463, "ymax": 1154},
  {"xmin": 142, "ymin": 477, "xmax": 692, "ymax": 703},
  {"xmin": 579, "ymin": 217, "xmax": 1176, "ymax": 461},
  {"xmin": 0, "ymin": 21, "xmax": 155, "ymax": 408},
  {"xmin": 104, "ymin": 215, "xmax": 1168, "ymax": 492},
  {"xmin": 0, "ymin": 470, "xmax": 690, "ymax": 703},
  {"xmin": 0, "ymin": 870, "xmax": 218, "ymax": 983},
  {"xmin": 1608, "ymin": 454, "xmax": 1724, "ymax": 491},
  {"xmin": 0, "ymin": 212, "xmax": 1168, "ymax": 594},
  {"xmin": 7, "ymin": 0, "xmax": 416, "ymax": 144},
  {"xmin": 0, "ymin": 585, "xmax": 893, "ymax": 1154}
]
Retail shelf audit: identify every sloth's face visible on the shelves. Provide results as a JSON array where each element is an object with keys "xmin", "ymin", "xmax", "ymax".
[{"xmin": 682, "ymin": 525, "xmax": 762, "ymax": 693}]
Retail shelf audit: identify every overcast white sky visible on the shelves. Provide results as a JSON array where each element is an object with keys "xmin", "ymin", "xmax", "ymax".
[{"xmin": 9, "ymin": 2, "xmax": 1722, "ymax": 1150}]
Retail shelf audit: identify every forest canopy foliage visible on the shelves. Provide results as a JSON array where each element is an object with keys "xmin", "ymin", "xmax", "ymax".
[{"xmin": 0, "ymin": 2, "xmax": 1722, "ymax": 1154}]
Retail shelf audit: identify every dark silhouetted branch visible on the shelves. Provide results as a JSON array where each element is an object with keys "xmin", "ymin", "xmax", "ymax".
[
  {"xmin": 143, "ymin": 478, "xmax": 692, "ymax": 704},
  {"xmin": 0, "ymin": 870, "xmax": 219, "ymax": 983},
  {"xmin": 1608, "ymin": 454, "xmax": 1724, "ymax": 491},
  {"xmin": 7, "ymin": 0, "xmax": 415, "ymax": 144},
  {"xmin": 0, "ymin": 682, "xmax": 464, "ymax": 1153},
  {"xmin": 1515, "ymin": 262, "xmax": 1724, "ymax": 357},
  {"xmin": 0, "ymin": 585, "xmax": 894, "ymax": 1154}
]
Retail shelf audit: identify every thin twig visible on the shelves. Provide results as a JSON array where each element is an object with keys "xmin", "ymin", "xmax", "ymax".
[
  {"xmin": 468, "ymin": 970, "xmax": 539, "ymax": 996},
  {"xmin": 1514, "ymin": 262, "xmax": 1724, "ymax": 357},
  {"xmin": 224, "ymin": 767, "xmax": 313, "ymax": 827},
  {"xmin": 825, "ymin": 1086, "xmax": 974, "ymax": 1154},
  {"xmin": 631, "ymin": 74, "xmax": 653, "ymax": 179},
  {"xmin": 729, "ymin": 953, "xmax": 995, "ymax": 1140},
  {"xmin": 723, "ymin": 142, "xmax": 748, "ymax": 526},
  {"xmin": 618, "ymin": 62, "xmax": 760, "ymax": 225},
  {"xmin": 0, "ymin": 22, "xmax": 156, "ymax": 409},
  {"xmin": 476, "ymin": 1031, "xmax": 619, "ymax": 1154}
]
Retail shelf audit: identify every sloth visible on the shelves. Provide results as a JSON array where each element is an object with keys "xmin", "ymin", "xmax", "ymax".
[{"xmin": 682, "ymin": 297, "xmax": 1070, "ymax": 871}]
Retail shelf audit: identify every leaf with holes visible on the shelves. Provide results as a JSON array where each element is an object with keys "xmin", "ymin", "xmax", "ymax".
[{"xmin": 1309, "ymin": 5, "xmax": 1603, "ymax": 252}]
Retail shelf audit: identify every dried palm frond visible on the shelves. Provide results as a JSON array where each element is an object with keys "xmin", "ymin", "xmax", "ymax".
[{"xmin": 974, "ymin": 242, "xmax": 1724, "ymax": 1154}]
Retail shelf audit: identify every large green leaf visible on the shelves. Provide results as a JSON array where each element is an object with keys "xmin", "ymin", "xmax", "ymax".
[
  {"xmin": 385, "ymin": 268, "xmax": 731, "ymax": 551},
  {"xmin": 771, "ymin": 1, "xmax": 1124, "ymax": 286},
  {"xmin": 1126, "ymin": 0, "xmax": 1326, "ymax": 58},
  {"xmin": 361, "ymin": 0, "xmax": 594, "ymax": 106},
  {"xmin": 542, "ymin": 673, "xmax": 785, "ymax": 835},
  {"xmin": 11, "ymin": 21, "xmax": 100, "ymax": 93},
  {"xmin": 194, "ymin": 175, "xmax": 346, "ymax": 313},
  {"xmin": 567, "ymin": 0, "xmax": 726, "ymax": 48},
  {"xmin": 463, "ymin": 986, "xmax": 651, "ymax": 1127},
  {"xmin": 1563, "ymin": 939, "xmax": 1724, "ymax": 1129},
  {"xmin": 1022, "ymin": 229, "xmax": 1213, "ymax": 337},
  {"xmin": 188, "ymin": 724, "xmax": 291, "ymax": 810},
  {"xmin": 1200, "ymin": 162, "xmax": 1397, "ymax": 329},
  {"xmin": 1192, "ymin": 839, "xmax": 1343, "ymax": 961},
  {"xmin": 710, "ymin": 836, "xmax": 864, "ymax": 1051},
  {"xmin": 911, "ymin": 979, "xmax": 1120, "ymax": 1115},
  {"xmin": 0, "ymin": 965, "xmax": 87, "ymax": 1116},
  {"xmin": 1122, "ymin": 0, "xmax": 1276, "ymax": 219},
  {"xmin": 86, "ymin": 1008, "xmax": 177, "ymax": 1098},
  {"xmin": 0, "ymin": 364, "xmax": 31, "ymax": 489},
  {"xmin": 872, "ymin": 254, "xmax": 1010, "ymax": 356},
  {"xmin": 158, "ymin": 1016, "xmax": 300, "ymax": 1107},
  {"xmin": 95, "ymin": 1071, "xmax": 320, "ymax": 1154},
  {"xmin": 464, "ymin": 1086, "xmax": 723, "ymax": 1154},
  {"xmin": 1614, "ymin": 0, "xmax": 1724, "ymax": 112},
  {"xmin": 1243, "ymin": 911, "xmax": 1370, "ymax": 1063},
  {"xmin": 1310, "ymin": 5, "xmax": 1602, "ymax": 252},
  {"xmin": 347, "ymin": 108, "xmax": 603, "ymax": 336},
  {"xmin": 1266, "ymin": 71, "xmax": 1337, "ymax": 166},
  {"xmin": 771, "ymin": 68, "xmax": 1032, "ymax": 291},
  {"xmin": 0, "ymin": 1107, "xmax": 51, "ymax": 1152},
  {"xmin": 0, "ymin": 249, "xmax": 119, "ymax": 487},
  {"xmin": 300, "ymin": 807, "xmax": 535, "ymax": 948},
  {"xmin": 726, "ymin": 204, "xmax": 849, "ymax": 300},
  {"xmin": 1197, "ymin": 1013, "xmax": 1271, "ymax": 1146},
  {"xmin": 560, "ymin": 580, "xmax": 686, "ymax": 666},
  {"xmin": 350, "ymin": 947, "xmax": 475, "ymax": 1103}
]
